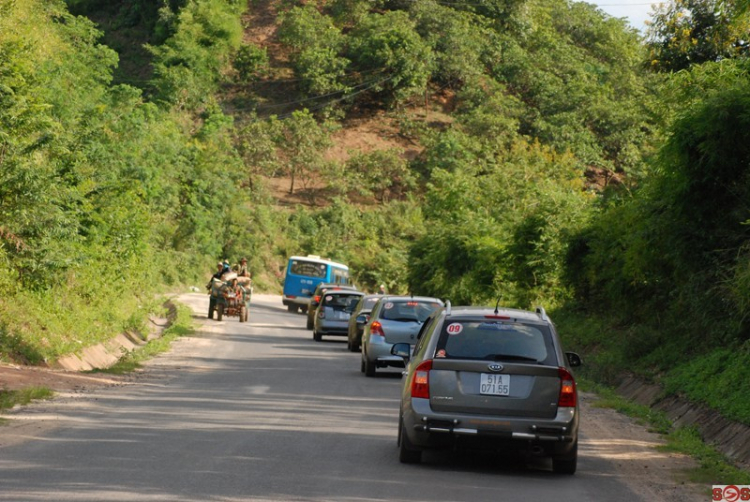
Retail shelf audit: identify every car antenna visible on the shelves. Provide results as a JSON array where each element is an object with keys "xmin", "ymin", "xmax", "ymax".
[{"xmin": 494, "ymin": 298, "xmax": 501, "ymax": 315}]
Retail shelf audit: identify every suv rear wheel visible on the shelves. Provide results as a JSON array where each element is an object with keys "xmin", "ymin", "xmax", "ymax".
[
  {"xmin": 552, "ymin": 441, "xmax": 577, "ymax": 474},
  {"xmin": 398, "ymin": 420, "xmax": 421, "ymax": 464}
]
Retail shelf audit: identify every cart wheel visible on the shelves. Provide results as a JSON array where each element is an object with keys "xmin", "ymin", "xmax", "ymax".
[{"xmin": 217, "ymin": 306, "xmax": 224, "ymax": 321}]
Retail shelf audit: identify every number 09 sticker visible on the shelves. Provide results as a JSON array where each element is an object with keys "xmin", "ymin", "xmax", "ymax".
[{"xmin": 446, "ymin": 323, "xmax": 463, "ymax": 335}]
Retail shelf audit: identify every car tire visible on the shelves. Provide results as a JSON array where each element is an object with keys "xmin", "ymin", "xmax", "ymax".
[
  {"xmin": 313, "ymin": 330, "xmax": 322, "ymax": 342},
  {"xmin": 287, "ymin": 305, "xmax": 297, "ymax": 313},
  {"xmin": 364, "ymin": 355, "xmax": 376, "ymax": 377},
  {"xmin": 552, "ymin": 441, "xmax": 578, "ymax": 475},
  {"xmin": 399, "ymin": 420, "xmax": 422, "ymax": 464}
]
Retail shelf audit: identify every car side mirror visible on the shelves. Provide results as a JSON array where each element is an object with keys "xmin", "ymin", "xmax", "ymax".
[
  {"xmin": 565, "ymin": 352, "xmax": 582, "ymax": 368},
  {"xmin": 391, "ymin": 343, "xmax": 411, "ymax": 361},
  {"xmin": 356, "ymin": 315, "xmax": 368, "ymax": 324}
]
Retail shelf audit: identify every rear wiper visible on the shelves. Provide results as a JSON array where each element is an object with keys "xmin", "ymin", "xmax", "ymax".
[
  {"xmin": 392, "ymin": 317, "xmax": 419, "ymax": 323},
  {"xmin": 486, "ymin": 354, "xmax": 539, "ymax": 363}
]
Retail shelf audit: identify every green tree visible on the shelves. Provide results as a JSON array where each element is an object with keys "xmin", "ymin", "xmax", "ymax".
[
  {"xmin": 345, "ymin": 149, "xmax": 416, "ymax": 202},
  {"xmin": 646, "ymin": 0, "xmax": 750, "ymax": 72},
  {"xmin": 347, "ymin": 11, "xmax": 433, "ymax": 104},
  {"xmin": 275, "ymin": 110, "xmax": 334, "ymax": 195},
  {"xmin": 278, "ymin": 5, "xmax": 351, "ymax": 96}
]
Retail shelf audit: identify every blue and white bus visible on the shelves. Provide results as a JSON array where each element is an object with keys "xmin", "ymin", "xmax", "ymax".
[{"xmin": 282, "ymin": 255, "xmax": 351, "ymax": 313}]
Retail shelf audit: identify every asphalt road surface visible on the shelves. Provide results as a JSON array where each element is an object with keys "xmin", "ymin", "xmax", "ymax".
[{"xmin": 0, "ymin": 294, "xmax": 703, "ymax": 501}]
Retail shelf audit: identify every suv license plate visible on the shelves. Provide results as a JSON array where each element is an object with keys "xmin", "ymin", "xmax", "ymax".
[{"xmin": 480, "ymin": 374, "xmax": 511, "ymax": 396}]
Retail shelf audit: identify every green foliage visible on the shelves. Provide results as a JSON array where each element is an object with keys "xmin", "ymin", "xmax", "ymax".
[
  {"xmin": 410, "ymin": 2, "xmax": 494, "ymax": 88},
  {"xmin": 646, "ymin": 0, "xmax": 750, "ymax": 72},
  {"xmin": 232, "ymin": 43, "xmax": 269, "ymax": 82},
  {"xmin": 409, "ymin": 139, "xmax": 590, "ymax": 307},
  {"xmin": 663, "ymin": 347, "xmax": 750, "ymax": 424},
  {"xmin": 344, "ymin": 149, "xmax": 416, "ymax": 202},
  {"xmin": 278, "ymin": 6, "xmax": 350, "ymax": 96},
  {"xmin": 274, "ymin": 109, "xmax": 335, "ymax": 196},
  {"xmin": 0, "ymin": 0, "xmax": 253, "ymax": 364},
  {"xmin": 148, "ymin": 0, "xmax": 245, "ymax": 108},
  {"xmin": 347, "ymin": 10, "xmax": 433, "ymax": 103},
  {"xmin": 492, "ymin": 0, "xmax": 656, "ymax": 175}
]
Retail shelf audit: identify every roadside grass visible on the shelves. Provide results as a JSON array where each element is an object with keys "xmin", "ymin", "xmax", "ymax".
[
  {"xmin": 93, "ymin": 303, "xmax": 194, "ymax": 375},
  {"xmin": 555, "ymin": 308, "xmax": 750, "ymax": 428},
  {"xmin": 582, "ymin": 379, "xmax": 750, "ymax": 484},
  {"xmin": 0, "ymin": 387, "xmax": 54, "ymax": 419}
]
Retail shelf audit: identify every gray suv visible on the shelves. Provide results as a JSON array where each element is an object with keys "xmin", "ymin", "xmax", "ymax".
[{"xmin": 392, "ymin": 304, "xmax": 582, "ymax": 474}]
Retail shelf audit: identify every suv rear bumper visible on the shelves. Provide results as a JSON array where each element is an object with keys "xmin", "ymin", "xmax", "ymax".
[{"xmin": 403, "ymin": 399, "xmax": 578, "ymax": 457}]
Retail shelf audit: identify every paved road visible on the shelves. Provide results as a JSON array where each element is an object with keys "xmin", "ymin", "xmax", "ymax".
[{"xmin": 0, "ymin": 294, "xmax": 701, "ymax": 501}]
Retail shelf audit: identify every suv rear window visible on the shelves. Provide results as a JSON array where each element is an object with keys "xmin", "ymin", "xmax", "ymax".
[
  {"xmin": 380, "ymin": 300, "xmax": 442, "ymax": 322},
  {"xmin": 323, "ymin": 293, "xmax": 361, "ymax": 310},
  {"xmin": 436, "ymin": 320, "xmax": 556, "ymax": 365}
]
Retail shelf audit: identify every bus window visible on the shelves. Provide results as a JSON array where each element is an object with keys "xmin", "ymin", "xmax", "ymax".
[{"xmin": 332, "ymin": 267, "xmax": 349, "ymax": 284}]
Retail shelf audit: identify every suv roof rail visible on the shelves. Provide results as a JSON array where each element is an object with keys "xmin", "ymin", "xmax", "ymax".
[
  {"xmin": 445, "ymin": 300, "xmax": 452, "ymax": 316},
  {"xmin": 535, "ymin": 306, "xmax": 548, "ymax": 321}
]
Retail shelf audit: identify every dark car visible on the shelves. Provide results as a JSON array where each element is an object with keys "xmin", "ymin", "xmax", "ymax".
[
  {"xmin": 346, "ymin": 294, "xmax": 382, "ymax": 352},
  {"xmin": 392, "ymin": 304, "xmax": 582, "ymax": 473},
  {"xmin": 313, "ymin": 290, "xmax": 365, "ymax": 341},
  {"xmin": 360, "ymin": 296, "xmax": 444, "ymax": 377},
  {"xmin": 306, "ymin": 282, "xmax": 356, "ymax": 330}
]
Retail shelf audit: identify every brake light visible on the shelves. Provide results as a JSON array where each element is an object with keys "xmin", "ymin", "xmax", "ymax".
[
  {"xmin": 370, "ymin": 321, "xmax": 384, "ymax": 337},
  {"xmin": 557, "ymin": 367, "xmax": 577, "ymax": 407},
  {"xmin": 406, "ymin": 301, "xmax": 418, "ymax": 306},
  {"xmin": 314, "ymin": 295, "xmax": 321, "ymax": 303},
  {"xmin": 411, "ymin": 360, "xmax": 433, "ymax": 399}
]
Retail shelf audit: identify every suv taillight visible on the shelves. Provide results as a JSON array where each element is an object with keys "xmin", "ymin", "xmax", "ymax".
[
  {"xmin": 313, "ymin": 295, "xmax": 321, "ymax": 303},
  {"xmin": 370, "ymin": 321, "xmax": 385, "ymax": 337},
  {"xmin": 411, "ymin": 360, "xmax": 433, "ymax": 399},
  {"xmin": 557, "ymin": 367, "xmax": 577, "ymax": 407}
]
